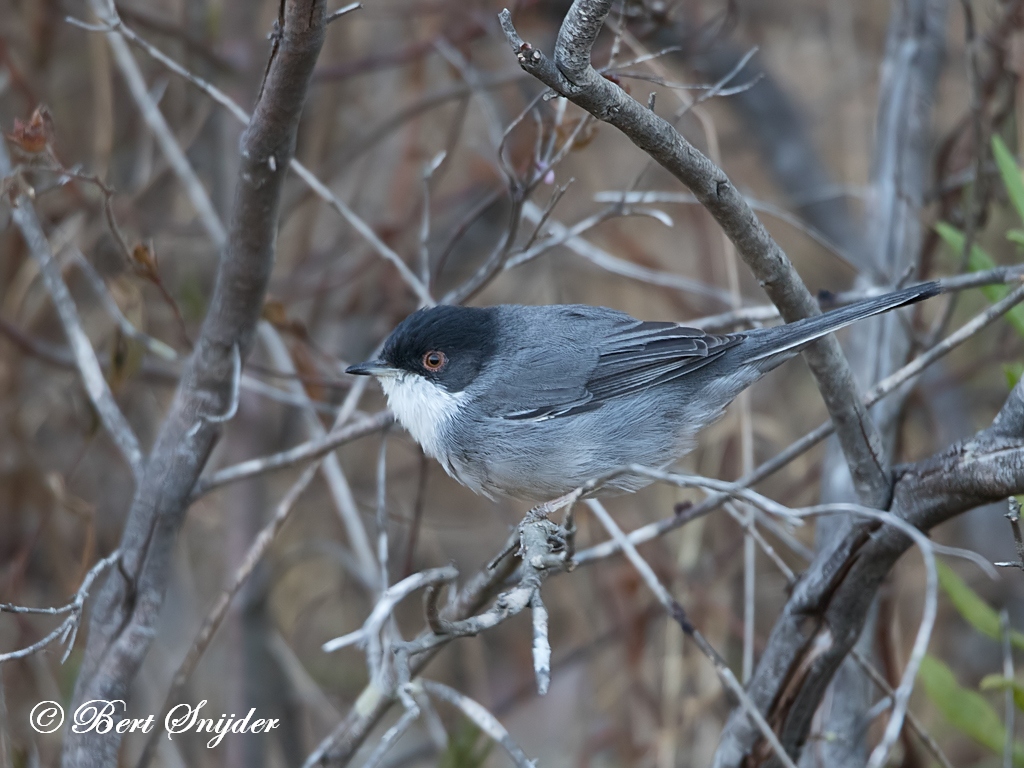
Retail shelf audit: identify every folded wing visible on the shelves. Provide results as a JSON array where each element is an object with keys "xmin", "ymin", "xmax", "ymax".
[{"xmin": 500, "ymin": 310, "xmax": 740, "ymax": 421}]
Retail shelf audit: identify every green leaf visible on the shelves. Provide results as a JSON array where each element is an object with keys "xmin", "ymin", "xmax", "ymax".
[
  {"xmin": 993, "ymin": 135, "xmax": 1024, "ymax": 225},
  {"xmin": 937, "ymin": 561, "xmax": 1024, "ymax": 650},
  {"xmin": 1007, "ymin": 229, "xmax": 1024, "ymax": 246},
  {"xmin": 919, "ymin": 654, "xmax": 1024, "ymax": 765},
  {"xmin": 1006, "ymin": 363, "xmax": 1024, "ymax": 389},
  {"xmin": 934, "ymin": 221, "xmax": 1024, "ymax": 338},
  {"xmin": 980, "ymin": 674, "xmax": 1024, "ymax": 712}
]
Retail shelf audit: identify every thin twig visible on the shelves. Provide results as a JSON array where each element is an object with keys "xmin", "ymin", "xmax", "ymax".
[
  {"xmin": 357, "ymin": 705, "xmax": 419, "ymax": 768},
  {"xmin": 722, "ymin": 500, "xmax": 796, "ymax": 584},
  {"xmin": 300, "ymin": 531, "xmax": 522, "ymax": 767},
  {"xmin": 530, "ymin": 590, "xmax": 551, "ymax": 695},
  {"xmin": 192, "ymin": 410, "xmax": 393, "ymax": 498},
  {"xmin": 376, "ymin": 434, "xmax": 390, "ymax": 595},
  {"xmin": 929, "ymin": 0, "xmax": 987, "ymax": 345},
  {"xmin": 996, "ymin": 497, "xmax": 1024, "ymax": 570},
  {"xmin": 1002, "ymin": 610, "xmax": 1015, "ymax": 768},
  {"xmin": 592, "ymin": 190, "xmax": 853, "ymax": 266},
  {"xmin": 518, "ymin": 201, "xmax": 735, "ymax": 304},
  {"xmin": 257, "ymin": 323, "xmax": 379, "ymax": 586},
  {"xmin": 67, "ymin": 5, "xmax": 434, "ymax": 306},
  {"xmin": 135, "ymin": 460, "xmax": 321, "ymax": 768},
  {"xmin": 326, "ymin": 1, "xmax": 361, "ymax": 23},
  {"xmin": 418, "ymin": 151, "xmax": 446, "ymax": 288},
  {"xmin": 397, "ymin": 519, "xmax": 569, "ymax": 661},
  {"xmin": 0, "ymin": 550, "xmax": 119, "ymax": 665},
  {"xmin": 584, "ymin": 499, "xmax": 799, "ymax": 768},
  {"xmin": 0, "ymin": 142, "xmax": 144, "ymax": 479},
  {"xmin": 86, "ymin": 0, "xmax": 227, "ymax": 247},
  {"xmin": 68, "ymin": 250, "xmax": 177, "ymax": 360},
  {"xmin": 65, "ymin": 3, "xmax": 330, "ymax": 762},
  {"xmin": 322, "ymin": 567, "xmax": 459, "ymax": 654},
  {"xmin": 850, "ymin": 649, "xmax": 955, "ymax": 768},
  {"xmin": 420, "ymin": 680, "xmax": 535, "ymax": 768},
  {"xmin": 586, "ymin": 482, "xmax": 937, "ymax": 768}
]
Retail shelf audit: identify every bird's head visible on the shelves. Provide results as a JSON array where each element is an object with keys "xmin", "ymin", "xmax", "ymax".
[{"xmin": 346, "ymin": 305, "xmax": 499, "ymax": 456}]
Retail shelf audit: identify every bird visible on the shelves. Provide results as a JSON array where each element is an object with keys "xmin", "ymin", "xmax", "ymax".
[{"xmin": 347, "ymin": 282, "xmax": 939, "ymax": 508}]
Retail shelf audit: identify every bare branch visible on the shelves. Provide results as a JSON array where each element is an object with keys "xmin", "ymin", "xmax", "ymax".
[
  {"xmin": 257, "ymin": 323, "xmax": 379, "ymax": 585},
  {"xmin": 193, "ymin": 410, "xmax": 393, "ymax": 497},
  {"xmin": 68, "ymin": 4, "xmax": 434, "ymax": 306},
  {"xmin": 396, "ymin": 519, "xmax": 569, "ymax": 663},
  {"xmin": 61, "ymin": 2, "xmax": 329, "ymax": 765},
  {"xmin": 419, "ymin": 680, "xmax": 535, "ymax": 768},
  {"xmin": 68, "ymin": 250, "xmax": 177, "ymax": 360},
  {"xmin": 1002, "ymin": 609, "xmax": 1015, "ymax": 768},
  {"xmin": 518, "ymin": 201, "xmax": 736, "ymax": 304},
  {"xmin": 86, "ymin": 0, "xmax": 227, "ymax": 247},
  {"xmin": 712, "ymin": 379, "xmax": 1024, "ymax": 766},
  {"xmin": 326, "ymin": 2, "xmax": 361, "ymax": 23},
  {"xmin": 995, "ymin": 496, "xmax": 1024, "ymax": 570},
  {"xmin": 375, "ymin": 436, "xmax": 390, "ymax": 595},
  {"xmin": 850, "ymin": 649, "xmax": 955, "ymax": 768},
  {"xmin": 530, "ymin": 590, "xmax": 551, "ymax": 696},
  {"xmin": 135, "ymin": 458, "xmax": 322, "ymax": 768},
  {"xmin": 303, "ymin": 532, "xmax": 522, "ymax": 766},
  {"xmin": 0, "ymin": 142, "xmax": 144, "ymax": 479},
  {"xmin": 322, "ymin": 567, "xmax": 458, "ymax": 655},
  {"xmin": 585, "ymin": 499, "xmax": 798, "ymax": 768},
  {"xmin": 583, "ymin": 483, "xmax": 938, "ymax": 768},
  {"xmin": 0, "ymin": 550, "xmax": 119, "ymax": 665},
  {"xmin": 593, "ymin": 190, "xmax": 855, "ymax": 267},
  {"xmin": 357, "ymin": 705, "xmax": 419, "ymax": 768}
]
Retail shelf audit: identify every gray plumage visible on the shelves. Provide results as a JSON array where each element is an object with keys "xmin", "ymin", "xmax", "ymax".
[{"xmin": 348, "ymin": 282, "xmax": 939, "ymax": 501}]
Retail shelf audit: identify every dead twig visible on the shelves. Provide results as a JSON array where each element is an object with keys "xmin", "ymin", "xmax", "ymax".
[
  {"xmin": 420, "ymin": 680, "xmax": 535, "ymax": 768},
  {"xmin": 0, "ymin": 141, "xmax": 144, "ymax": 479},
  {"xmin": 584, "ymin": 498, "xmax": 798, "ymax": 768},
  {"xmin": 0, "ymin": 550, "xmax": 120, "ymax": 665},
  {"xmin": 995, "ymin": 497, "xmax": 1024, "ymax": 570}
]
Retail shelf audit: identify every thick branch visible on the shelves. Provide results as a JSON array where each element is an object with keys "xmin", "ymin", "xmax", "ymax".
[
  {"xmin": 60, "ymin": 2, "xmax": 327, "ymax": 766},
  {"xmin": 499, "ymin": 1, "xmax": 892, "ymax": 509},
  {"xmin": 713, "ymin": 383, "xmax": 1024, "ymax": 767}
]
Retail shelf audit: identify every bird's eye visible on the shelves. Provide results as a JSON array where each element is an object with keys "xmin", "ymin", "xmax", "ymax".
[{"xmin": 422, "ymin": 351, "xmax": 447, "ymax": 371}]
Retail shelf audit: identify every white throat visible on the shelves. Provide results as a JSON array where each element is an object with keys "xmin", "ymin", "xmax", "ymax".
[{"xmin": 378, "ymin": 372, "xmax": 466, "ymax": 460}]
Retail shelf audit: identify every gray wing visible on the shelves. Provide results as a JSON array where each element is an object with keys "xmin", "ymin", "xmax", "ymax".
[{"xmin": 497, "ymin": 309, "xmax": 742, "ymax": 421}]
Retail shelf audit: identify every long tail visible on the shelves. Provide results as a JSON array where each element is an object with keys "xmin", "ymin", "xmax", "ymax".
[{"xmin": 743, "ymin": 281, "xmax": 941, "ymax": 367}]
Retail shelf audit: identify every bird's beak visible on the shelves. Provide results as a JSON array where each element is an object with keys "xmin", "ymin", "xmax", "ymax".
[{"xmin": 346, "ymin": 359, "xmax": 397, "ymax": 377}]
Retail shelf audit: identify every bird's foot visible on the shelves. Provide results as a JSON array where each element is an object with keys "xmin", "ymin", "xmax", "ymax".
[{"xmin": 517, "ymin": 490, "xmax": 582, "ymax": 571}]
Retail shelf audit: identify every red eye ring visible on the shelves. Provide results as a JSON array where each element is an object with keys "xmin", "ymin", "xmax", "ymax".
[{"xmin": 422, "ymin": 351, "xmax": 447, "ymax": 371}]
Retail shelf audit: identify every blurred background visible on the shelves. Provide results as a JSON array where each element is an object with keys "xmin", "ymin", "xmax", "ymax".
[{"xmin": 2, "ymin": 0, "xmax": 1024, "ymax": 765}]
